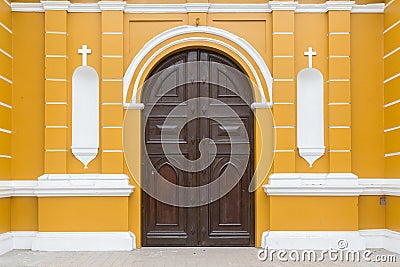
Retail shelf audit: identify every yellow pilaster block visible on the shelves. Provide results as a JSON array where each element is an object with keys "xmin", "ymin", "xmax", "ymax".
[
  {"xmin": 273, "ymin": 35, "xmax": 295, "ymax": 55},
  {"xmin": 272, "ymin": 11, "xmax": 294, "ymax": 32},
  {"xmin": 329, "ymin": 152, "xmax": 351, "ymax": 172},
  {"xmin": 44, "ymin": 128, "xmax": 68, "ymax": 150},
  {"xmin": 45, "ymin": 34, "xmax": 67, "ymax": 55},
  {"xmin": 102, "ymin": 35, "xmax": 123, "ymax": 55},
  {"xmin": 0, "ymin": 106, "xmax": 11, "ymax": 130},
  {"xmin": 272, "ymin": 81, "xmax": 295, "ymax": 103},
  {"xmin": 45, "ymin": 11, "xmax": 67, "ymax": 32},
  {"xmin": 0, "ymin": 158, "xmax": 11, "ymax": 179},
  {"xmin": 328, "ymin": 104, "xmax": 351, "ymax": 126},
  {"xmin": 102, "ymin": 81, "xmax": 123, "ymax": 102},
  {"xmin": 0, "ymin": 80, "xmax": 11, "ymax": 105},
  {"xmin": 45, "ymin": 151, "xmax": 67, "ymax": 173},
  {"xmin": 275, "ymin": 128, "xmax": 295, "ymax": 150},
  {"xmin": 273, "ymin": 104, "xmax": 295, "ymax": 126},
  {"xmin": 101, "ymin": 128, "xmax": 123, "ymax": 150},
  {"xmin": 328, "ymin": 128, "xmax": 351, "ymax": 150},
  {"xmin": 273, "ymin": 152, "xmax": 295, "ymax": 173},
  {"xmin": 328, "ymin": 81, "xmax": 351, "ymax": 103},
  {"xmin": 0, "ymin": 132, "xmax": 11, "ymax": 155},
  {"xmin": 44, "ymin": 104, "xmax": 68, "ymax": 126},
  {"xmin": 44, "ymin": 80, "xmax": 68, "ymax": 102},
  {"xmin": 272, "ymin": 57, "xmax": 294, "ymax": 78},
  {"xmin": 102, "ymin": 152, "xmax": 124, "ymax": 174},
  {"xmin": 45, "ymin": 57, "xmax": 67, "ymax": 79},
  {"xmin": 328, "ymin": 57, "xmax": 350, "ymax": 79},
  {"xmin": 328, "ymin": 35, "xmax": 350, "ymax": 56},
  {"xmin": 101, "ymin": 57, "xmax": 124, "ymax": 78},
  {"xmin": 328, "ymin": 11, "xmax": 350, "ymax": 32}
]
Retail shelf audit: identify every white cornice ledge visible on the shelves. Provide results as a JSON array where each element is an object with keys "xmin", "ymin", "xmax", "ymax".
[
  {"xmin": 269, "ymin": 1, "xmax": 297, "ymax": 11},
  {"xmin": 98, "ymin": 1, "xmax": 126, "ymax": 11},
  {"xmin": 264, "ymin": 173, "xmax": 400, "ymax": 196},
  {"xmin": 351, "ymin": 3, "xmax": 385, "ymax": 13},
  {"xmin": 69, "ymin": 3, "xmax": 100, "ymax": 13},
  {"xmin": 41, "ymin": 0, "xmax": 69, "ymax": 10},
  {"xmin": 326, "ymin": 0, "xmax": 355, "ymax": 11}
]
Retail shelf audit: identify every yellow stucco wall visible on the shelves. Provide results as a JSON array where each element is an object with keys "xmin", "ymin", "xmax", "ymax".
[{"xmin": 386, "ymin": 196, "xmax": 400, "ymax": 232}]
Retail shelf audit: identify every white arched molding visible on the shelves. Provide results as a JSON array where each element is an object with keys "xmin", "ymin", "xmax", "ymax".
[{"xmin": 123, "ymin": 25, "xmax": 273, "ymax": 109}]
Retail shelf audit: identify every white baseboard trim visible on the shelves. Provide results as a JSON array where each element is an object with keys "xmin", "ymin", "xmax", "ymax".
[
  {"xmin": 0, "ymin": 231, "xmax": 136, "ymax": 255},
  {"xmin": 261, "ymin": 230, "xmax": 400, "ymax": 254}
]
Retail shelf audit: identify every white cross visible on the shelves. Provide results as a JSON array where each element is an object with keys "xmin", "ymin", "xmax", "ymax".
[
  {"xmin": 304, "ymin": 47, "xmax": 317, "ymax": 68},
  {"xmin": 78, "ymin": 44, "xmax": 92, "ymax": 66}
]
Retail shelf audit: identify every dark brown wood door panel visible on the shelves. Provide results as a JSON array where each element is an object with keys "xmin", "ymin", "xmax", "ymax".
[{"xmin": 142, "ymin": 49, "xmax": 254, "ymax": 247}]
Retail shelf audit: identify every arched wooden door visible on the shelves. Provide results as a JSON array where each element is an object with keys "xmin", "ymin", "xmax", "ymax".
[{"xmin": 142, "ymin": 49, "xmax": 254, "ymax": 246}]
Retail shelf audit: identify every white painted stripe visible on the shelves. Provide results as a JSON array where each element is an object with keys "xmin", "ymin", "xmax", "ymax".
[
  {"xmin": 329, "ymin": 126, "xmax": 350, "ymax": 129},
  {"xmin": 384, "ymin": 20, "xmax": 400, "ymax": 34},
  {"xmin": 385, "ymin": 151, "xmax": 400, "ymax": 157},
  {"xmin": 0, "ymin": 22, "xmax": 12, "ymax": 34},
  {"xmin": 102, "ymin": 32, "xmax": 123, "ymax": 35},
  {"xmin": 273, "ymin": 150, "xmax": 294, "ymax": 152},
  {"xmin": 45, "ymin": 78, "xmax": 67, "ymax": 82},
  {"xmin": 329, "ymin": 150, "xmax": 351, "ymax": 152},
  {"xmin": 384, "ymin": 125, "xmax": 400, "ymax": 133},
  {"xmin": 45, "ymin": 126, "xmax": 68, "ymax": 129},
  {"xmin": 328, "ymin": 55, "xmax": 350, "ymax": 58},
  {"xmin": 273, "ymin": 55, "xmax": 293, "ymax": 58},
  {"xmin": 0, "ymin": 155, "xmax": 12, "ymax": 159},
  {"xmin": 274, "ymin": 78, "xmax": 294, "ymax": 82},
  {"xmin": 45, "ymin": 31, "xmax": 67, "ymax": 35},
  {"xmin": 274, "ymin": 102, "xmax": 294, "ymax": 105},
  {"xmin": 0, "ymin": 128, "xmax": 11, "ymax": 134},
  {"xmin": 102, "ymin": 78, "xmax": 123, "ymax": 82},
  {"xmin": 3, "ymin": 0, "xmax": 11, "ymax": 8},
  {"xmin": 384, "ymin": 99, "xmax": 400, "ymax": 108},
  {"xmin": 385, "ymin": 0, "xmax": 396, "ymax": 9},
  {"xmin": 102, "ymin": 55, "xmax": 123, "ymax": 58},
  {"xmin": 46, "ymin": 55, "xmax": 68, "ymax": 58},
  {"xmin": 328, "ymin": 102, "xmax": 350, "ymax": 105},
  {"xmin": 102, "ymin": 126, "xmax": 123, "ymax": 129},
  {"xmin": 102, "ymin": 102, "xmax": 123, "ymax": 105},
  {"xmin": 384, "ymin": 46, "xmax": 400, "ymax": 59},
  {"xmin": 0, "ymin": 75, "xmax": 12, "ymax": 84},
  {"xmin": 274, "ymin": 126, "xmax": 294, "ymax": 129},
  {"xmin": 327, "ymin": 79, "xmax": 350, "ymax": 82},
  {"xmin": 45, "ymin": 149, "xmax": 68, "ymax": 152},
  {"xmin": 0, "ymin": 102, "xmax": 12, "ymax": 109},
  {"xmin": 102, "ymin": 150, "xmax": 124, "ymax": 153},
  {"xmin": 0, "ymin": 48, "xmax": 12, "ymax": 59},
  {"xmin": 328, "ymin": 32, "xmax": 350, "ymax": 35},
  {"xmin": 384, "ymin": 73, "xmax": 400, "ymax": 84},
  {"xmin": 272, "ymin": 32, "xmax": 293, "ymax": 35},
  {"xmin": 45, "ymin": 102, "xmax": 67, "ymax": 105}
]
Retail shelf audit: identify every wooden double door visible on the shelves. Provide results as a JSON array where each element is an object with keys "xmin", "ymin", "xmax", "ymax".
[{"xmin": 142, "ymin": 49, "xmax": 254, "ymax": 246}]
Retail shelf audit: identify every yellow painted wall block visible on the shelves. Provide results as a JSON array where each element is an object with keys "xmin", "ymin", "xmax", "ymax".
[
  {"xmin": 270, "ymin": 196, "xmax": 358, "ymax": 231},
  {"xmin": 0, "ymin": 80, "xmax": 11, "ymax": 106},
  {"xmin": 101, "ymin": 81, "xmax": 123, "ymax": 102},
  {"xmin": 0, "ymin": 106, "xmax": 11, "ymax": 130},
  {"xmin": 328, "ymin": 104, "xmax": 351, "ymax": 126},
  {"xmin": 102, "ymin": 128, "xmax": 123, "ymax": 150},
  {"xmin": 102, "ymin": 57, "xmax": 123, "ymax": 78},
  {"xmin": 45, "ymin": 11, "xmax": 67, "ymax": 32},
  {"xmin": 384, "ymin": 129, "xmax": 400, "ymax": 154},
  {"xmin": 384, "ymin": 25, "xmax": 400, "ymax": 55},
  {"xmin": 272, "ymin": 57, "xmax": 294, "ymax": 78},
  {"xmin": 273, "ymin": 152, "xmax": 295, "ymax": 173},
  {"xmin": 386, "ymin": 196, "xmax": 400, "ymax": 232},
  {"xmin": 328, "ymin": 57, "xmax": 350, "ymax": 79},
  {"xmin": 384, "ymin": 104, "xmax": 400, "ymax": 129},
  {"xmin": 384, "ymin": 51, "xmax": 400, "ymax": 80},
  {"xmin": 384, "ymin": 77, "xmax": 400, "ymax": 105},
  {"xmin": 384, "ymin": 0, "xmax": 400, "ymax": 29},
  {"xmin": 385, "ymin": 156, "xmax": 400, "ymax": 177},
  {"xmin": 11, "ymin": 197, "xmax": 38, "ymax": 231},
  {"xmin": 328, "ymin": 82, "xmax": 350, "ymax": 103},
  {"xmin": 45, "ymin": 151, "xmax": 67, "ymax": 173},
  {"xmin": 101, "ymin": 104, "xmax": 123, "ymax": 126},
  {"xmin": 102, "ymin": 35, "xmax": 123, "ymax": 55},
  {"xmin": 45, "ymin": 57, "xmax": 67, "ymax": 79},
  {"xmin": 272, "ymin": 11, "xmax": 294, "ymax": 32},
  {"xmin": 0, "ymin": 198, "xmax": 10, "ymax": 234},
  {"xmin": 275, "ymin": 128, "xmax": 295, "ymax": 150},
  {"xmin": 45, "ymin": 34, "xmax": 67, "ymax": 55},
  {"xmin": 0, "ymin": 52, "xmax": 12, "ymax": 80},
  {"xmin": 328, "ymin": 11, "xmax": 350, "ymax": 33},
  {"xmin": 102, "ymin": 11, "xmax": 123, "ymax": 32},
  {"xmin": 328, "ymin": 34, "xmax": 350, "ymax": 56},
  {"xmin": 329, "ymin": 152, "xmax": 351, "ymax": 172},
  {"xmin": 272, "ymin": 35, "xmax": 294, "ymax": 55},
  {"xmin": 358, "ymin": 196, "xmax": 385, "ymax": 230},
  {"xmin": 45, "ymin": 104, "xmax": 68, "ymax": 126},
  {"xmin": 272, "ymin": 81, "xmax": 295, "ymax": 103},
  {"xmin": 102, "ymin": 152, "xmax": 123, "ymax": 173},
  {"xmin": 188, "ymin": 13, "xmax": 207, "ymax": 27},
  {"xmin": 38, "ymin": 197, "xmax": 128, "ymax": 232},
  {"xmin": 45, "ymin": 80, "xmax": 68, "ymax": 102},
  {"xmin": 0, "ymin": 157, "xmax": 11, "ymax": 179},
  {"xmin": 272, "ymin": 104, "xmax": 295, "ymax": 126},
  {"xmin": 0, "ymin": 131, "xmax": 11, "ymax": 155},
  {"xmin": 0, "ymin": 1, "xmax": 11, "ymax": 29},
  {"xmin": 45, "ymin": 128, "xmax": 67, "ymax": 150},
  {"xmin": 0, "ymin": 27, "xmax": 12, "ymax": 54},
  {"xmin": 329, "ymin": 128, "xmax": 351, "ymax": 150}
]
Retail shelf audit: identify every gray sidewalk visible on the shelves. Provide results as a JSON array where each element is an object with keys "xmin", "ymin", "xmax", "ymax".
[{"xmin": 0, "ymin": 247, "xmax": 398, "ymax": 267}]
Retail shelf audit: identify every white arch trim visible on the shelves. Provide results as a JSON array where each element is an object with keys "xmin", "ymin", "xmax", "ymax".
[{"xmin": 123, "ymin": 25, "xmax": 273, "ymax": 109}]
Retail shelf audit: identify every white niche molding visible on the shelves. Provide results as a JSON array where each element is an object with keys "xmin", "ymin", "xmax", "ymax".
[
  {"xmin": 71, "ymin": 45, "xmax": 99, "ymax": 168},
  {"xmin": 297, "ymin": 47, "xmax": 325, "ymax": 167}
]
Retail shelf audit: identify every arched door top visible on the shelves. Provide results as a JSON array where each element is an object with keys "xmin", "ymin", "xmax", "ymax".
[{"xmin": 123, "ymin": 25, "xmax": 273, "ymax": 109}]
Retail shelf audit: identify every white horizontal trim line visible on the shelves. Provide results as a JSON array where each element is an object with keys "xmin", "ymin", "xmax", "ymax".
[
  {"xmin": 45, "ymin": 31, "xmax": 67, "ymax": 35},
  {"xmin": 45, "ymin": 78, "xmax": 67, "ymax": 82},
  {"xmin": 328, "ymin": 102, "xmax": 350, "ymax": 105},
  {"xmin": 102, "ymin": 126, "xmax": 123, "ymax": 129},
  {"xmin": 102, "ymin": 55, "xmax": 123, "ymax": 58},
  {"xmin": 102, "ymin": 102, "xmax": 123, "ymax": 105},
  {"xmin": 272, "ymin": 32, "xmax": 293, "ymax": 35},
  {"xmin": 385, "ymin": 151, "xmax": 400, "ymax": 157},
  {"xmin": 327, "ymin": 79, "xmax": 350, "ymax": 82},
  {"xmin": 328, "ymin": 55, "xmax": 350, "ymax": 58},
  {"xmin": 329, "ymin": 150, "xmax": 350, "ymax": 152},
  {"xmin": 45, "ymin": 102, "xmax": 67, "ymax": 105},
  {"xmin": 351, "ymin": 3, "xmax": 384, "ymax": 13},
  {"xmin": 0, "ymin": 74, "xmax": 12, "ymax": 84},
  {"xmin": 69, "ymin": 3, "xmax": 100, "ymax": 12},
  {"xmin": 46, "ymin": 54, "xmax": 68, "ymax": 58},
  {"xmin": 0, "ymin": 22, "xmax": 12, "ymax": 34},
  {"xmin": 384, "ymin": 19, "xmax": 400, "ymax": 35},
  {"xmin": 329, "ymin": 126, "xmax": 350, "ymax": 129},
  {"xmin": 102, "ymin": 150, "xmax": 124, "ymax": 153},
  {"xmin": 0, "ymin": 128, "xmax": 11, "ymax": 134},
  {"xmin": 274, "ymin": 126, "xmax": 294, "ymax": 129},
  {"xmin": 274, "ymin": 102, "xmax": 294, "ymax": 105},
  {"xmin": 0, "ymin": 48, "xmax": 12, "ymax": 59},
  {"xmin": 384, "ymin": 46, "xmax": 400, "ymax": 59},
  {"xmin": 45, "ymin": 126, "xmax": 68, "ymax": 129},
  {"xmin": 274, "ymin": 78, "xmax": 294, "ymax": 82},
  {"xmin": 102, "ymin": 31, "xmax": 123, "ymax": 35},
  {"xmin": 328, "ymin": 31, "xmax": 350, "ymax": 35},
  {"xmin": 273, "ymin": 55, "xmax": 293, "ymax": 58},
  {"xmin": 102, "ymin": 78, "xmax": 123, "ymax": 82},
  {"xmin": 0, "ymin": 155, "xmax": 11, "ymax": 159},
  {"xmin": 45, "ymin": 149, "xmax": 68, "ymax": 152},
  {"xmin": 384, "ymin": 125, "xmax": 400, "ymax": 133},
  {"xmin": 273, "ymin": 149, "xmax": 294, "ymax": 152},
  {"xmin": 384, "ymin": 73, "xmax": 400, "ymax": 84},
  {"xmin": 0, "ymin": 102, "xmax": 12, "ymax": 109},
  {"xmin": 385, "ymin": 0, "xmax": 396, "ymax": 9},
  {"xmin": 384, "ymin": 99, "xmax": 400, "ymax": 108}
]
